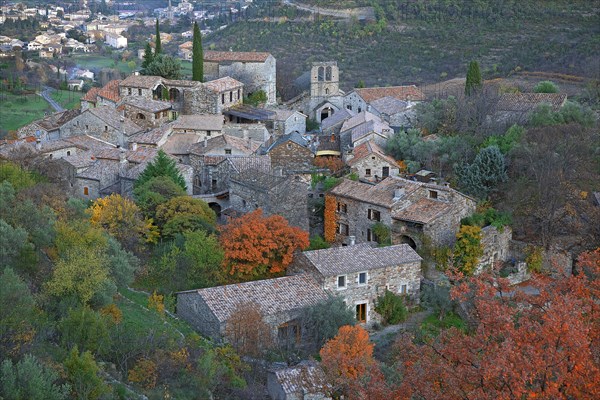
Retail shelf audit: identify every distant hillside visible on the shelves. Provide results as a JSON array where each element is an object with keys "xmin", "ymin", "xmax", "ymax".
[{"xmin": 207, "ymin": 0, "xmax": 599, "ymax": 97}]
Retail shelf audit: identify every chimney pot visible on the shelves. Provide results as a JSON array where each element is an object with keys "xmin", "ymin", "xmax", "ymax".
[{"xmin": 349, "ymin": 235, "xmax": 356, "ymax": 246}]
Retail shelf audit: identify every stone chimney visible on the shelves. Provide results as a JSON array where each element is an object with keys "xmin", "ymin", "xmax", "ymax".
[
  {"xmin": 119, "ymin": 148, "xmax": 127, "ymax": 164},
  {"xmin": 131, "ymin": 142, "xmax": 138, "ymax": 151},
  {"xmin": 348, "ymin": 235, "xmax": 356, "ymax": 246},
  {"xmin": 204, "ymin": 137, "xmax": 208, "ymax": 147},
  {"xmin": 393, "ymin": 187, "xmax": 405, "ymax": 200},
  {"xmin": 242, "ymin": 128, "xmax": 249, "ymax": 140},
  {"xmin": 35, "ymin": 139, "xmax": 42, "ymax": 152}
]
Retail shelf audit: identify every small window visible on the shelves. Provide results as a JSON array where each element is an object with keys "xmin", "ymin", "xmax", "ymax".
[
  {"xmin": 358, "ymin": 272, "xmax": 367, "ymax": 285},
  {"xmin": 221, "ymin": 93, "xmax": 225, "ymax": 104},
  {"xmin": 242, "ymin": 199, "xmax": 247, "ymax": 208},
  {"xmin": 207, "ymin": 130, "xmax": 211, "ymax": 136},
  {"xmin": 66, "ymin": 150, "xmax": 71, "ymax": 156},
  {"xmin": 367, "ymin": 229, "xmax": 372, "ymax": 242},
  {"xmin": 85, "ymin": 124, "xmax": 89, "ymax": 130},
  {"xmin": 225, "ymin": 149, "xmax": 232, "ymax": 155},
  {"xmin": 368, "ymin": 209, "xmax": 381, "ymax": 221},
  {"xmin": 155, "ymin": 112, "xmax": 160, "ymax": 119},
  {"xmin": 337, "ymin": 202, "xmax": 347, "ymax": 213},
  {"xmin": 429, "ymin": 190, "xmax": 438, "ymax": 199},
  {"xmin": 128, "ymin": 88, "xmax": 132, "ymax": 95},
  {"xmin": 104, "ymin": 125, "xmax": 108, "ymax": 132},
  {"xmin": 138, "ymin": 88, "xmax": 142, "ymax": 95},
  {"xmin": 337, "ymin": 275, "xmax": 346, "ymax": 289},
  {"xmin": 382, "ymin": 166, "xmax": 390, "ymax": 178},
  {"xmin": 365, "ymin": 168, "xmax": 371, "ymax": 177},
  {"xmin": 163, "ymin": 111, "xmax": 168, "ymax": 117},
  {"xmin": 230, "ymin": 91, "xmax": 233, "ymax": 102},
  {"xmin": 286, "ymin": 143, "xmax": 293, "ymax": 149},
  {"xmin": 358, "ymin": 107, "xmax": 362, "ymax": 113},
  {"xmin": 237, "ymin": 89, "xmax": 240, "ymax": 99},
  {"xmin": 401, "ymin": 284, "xmax": 407, "ymax": 294},
  {"xmin": 83, "ymin": 186, "xmax": 89, "ymax": 196},
  {"xmin": 338, "ymin": 223, "xmax": 349, "ymax": 236}
]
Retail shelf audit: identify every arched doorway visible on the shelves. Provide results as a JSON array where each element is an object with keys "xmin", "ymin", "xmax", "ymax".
[
  {"xmin": 169, "ymin": 88, "xmax": 180, "ymax": 102},
  {"xmin": 399, "ymin": 235, "xmax": 417, "ymax": 250},
  {"xmin": 320, "ymin": 106, "xmax": 334, "ymax": 122},
  {"xmin": 136, "ymin": 113, "xmax": 146, "ymax": 120},
  {"xmin": 153, "ymin": 84, "xmax": 166, "ymax": 100},
  {"xmin": 208, "ymin": 202, "xmax": 222, "ymax": 218}
]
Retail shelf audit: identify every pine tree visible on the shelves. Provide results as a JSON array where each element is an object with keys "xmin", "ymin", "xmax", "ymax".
[
  {"xmin": 134, "ymin": 150, "xmax": 186, "ymax": 191},
  {"xmin": 141, "ymin": 42, "xmax": 153, "ymax": 69},
  {"xmin": 192, "ymin": 22, "xmax": 203, "ymax": 82},
  {"xmin": 154, "ymin": 19, "xmax": 162, "ymax": 55},
  {"xmin": 465, "ymin": 60, "xmax": 482, "ymax": 96}
]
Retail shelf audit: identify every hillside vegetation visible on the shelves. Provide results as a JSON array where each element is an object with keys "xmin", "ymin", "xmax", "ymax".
[{"xmin": 207, "ymin": 0, "xmax": 599, "ymax": 94}]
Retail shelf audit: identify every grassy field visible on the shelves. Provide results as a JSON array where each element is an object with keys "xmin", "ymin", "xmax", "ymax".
[
  {"xmin": 0, "ymin": 92, "xmax": 53, "ymax": 133},
  {"xmin": 50, "ymin": 89, "xmax": 83, "ymax": 110},
  {"xmin": 69, "ymin": 53, "xmax": 137, "ymax": 74}
]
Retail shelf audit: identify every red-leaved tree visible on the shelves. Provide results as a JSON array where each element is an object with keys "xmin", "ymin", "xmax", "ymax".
[
  {"xmin": 395, "ymin": 250, "xmax": 600, "ymax": 400},
  {"xmin": 219, "ymin": 209, "xmax": 309, "ymax": 279}
]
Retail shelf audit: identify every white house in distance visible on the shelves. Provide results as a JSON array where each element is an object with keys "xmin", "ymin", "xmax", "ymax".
[{"xmin": 105, "ymin": 33, "xmax": 127, "ymax": 49}]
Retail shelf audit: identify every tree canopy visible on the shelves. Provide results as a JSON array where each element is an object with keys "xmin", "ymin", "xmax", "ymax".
[
  {"xmin": 134, "ymin": 150, "xmax": 187, "ymax": 191},
  {"xmin": 192, "ymin": 21, "xmax": 203, "ymax": 82}
]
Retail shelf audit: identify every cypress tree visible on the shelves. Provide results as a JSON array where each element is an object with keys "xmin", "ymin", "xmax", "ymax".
[
  {"xmin": 192, "ymin": 22, "xmax": 203, "ymax": 82},
  {"xmin": 154, "ymin": 19, "xmax": 162, "ymax": 55},
  {"xmin": 465, "ymin": 60, "xmax": 482, "ymax": 96},
  {"xmin": 141, "ymin": 42, "xmax": 153, "ymax": 69}
]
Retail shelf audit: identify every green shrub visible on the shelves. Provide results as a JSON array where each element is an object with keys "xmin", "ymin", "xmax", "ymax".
[
  {"xmin": 375, "ymin": 290, "xmax": 407, "ymax": 325},
  {"xmin": 371, "ymin": 222, "xmax": 392, "ymax": 247},
  {"xmin": 308, "ymin": 235, "xmax": 330, "ymax": 250},
  {"xmin": 533, "ymin": 80, "xmax": 559, "ymax": 93}
]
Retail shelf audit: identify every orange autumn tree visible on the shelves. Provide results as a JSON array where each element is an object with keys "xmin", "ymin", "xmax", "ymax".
[
  {"xmin": 219, "ymin": 209, "xmax": 309, "ymax": 279},
  {"xmin": 320, "ymin": 325, "xmax": 387, "ymax": 398},
  {"xmin": 395, "ymin": 261, "xmax": 600, "ymax": 400},
  {"xmin": 323, "ymin": 194, "xmax": 338, "ymax": 243}
]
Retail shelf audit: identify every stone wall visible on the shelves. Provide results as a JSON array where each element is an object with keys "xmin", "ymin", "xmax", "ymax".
[
  {"xmin": 343, "ymin": 91, "xmax": 367, "ymax": 113},
  {"xmin": 229, "ymin": 176, "xmax": 309, "ymax": 231},
  {"xmin": 477, "ymin": 226, "xmax": 512, "ymax": 273},
  {"xmin": 333, "ymin": 196, "xmax": 393, "ymax": 245},
  {"xmin": 176, "ymin": 291, "xmax": 222, "ymax": 340},
  {"xmin": 61, "ymin": 112, "xmax": 125, "ymax": 146},
  {"xmin": 223, "ymin": 123, "xmax": 270, "ymax": 142},
  {"xmin": 121, "ymin": 104, "xmax": 169, "ymax": 129},
  {"xmin": 74, "ymin": 177, "xmax": 100, "ymax": 199},
  {"xmin": 216, "ymin": 56, "xmax": 276, "ymax": 105},
  {"xmin": 182, "ymin": 86, "xmax": 219, "ymax": 115},
  {"xmin": 269, "ymin": 141, "xmax": 314, "ymax": 173},
  {"xmin": 349, "ymin": 156, "xmax": 400, "ymax": 182}
]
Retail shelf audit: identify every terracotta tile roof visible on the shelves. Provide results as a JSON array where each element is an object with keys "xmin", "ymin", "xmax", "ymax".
[
  {"xmin": 204, "ymin": 50, "xmax": 271, "ymax": 63},
  {"xmin": 87, "ymin": 106, "xmax": 143, "ymax": 136},
  {"xmin": 369, "ymin": 96, "xmax": 410, "ymax": 115},
  {"xmin": 179, "ymin": 41, "xmax": 192, "ymax": 50},
  {"xmin": 496, "ymin": 93, "xmax": 567, "ymax": 112},
  {"xmin": 172, "ymin": 114, "xmax": 224, "ymax": 131},
  {"xmin": 119, "ymin": 75, "xmax": 162, "ymax": 89},
  {"xmin": 184, "ymin": 274, "xmax": 327, "ymax": 323},
  {"xmin": 340, "ymin": 110, "xmax": 382, "ymax": 133},
  {"xmin": 354, "ymin": 85, "xmax": 426, "ymax": 102},
  {"xmin": 350, "ymin": 120, "xmax": 392, "ymax": 143},
  {"xmin": 204, "ymin": 76, "xmax": 243, "ymax": 93},
  {"xmin": 189, "ymin": 134, "xmax": 261, "ymax": 156},
  {"xmin": 392, "ymin": 197, "xmax": 452, "ymax": 224},
  {"xmin": 128, "ymin": 123, "xmax": 172, "ymax": 145},
  {"xmin": 97, "ymin": 79, "xmax": 122, "ymax": 103},
  {"xmin": 330, "ymin": 177, "xmax": 421, "ymax": 208},
  {"xmin": 161, "ymin": 133, "xmax": 202, "ymax": 155},
  {"xmin": 348, "ymin": 140, "xmax": 398, "ymax": 167},
  {"xmin": 81, "ymin": 86, "xmax": 100, "ymax": 103},
  {"xmin": 33, "ymin": 109, "xmax": 81, "ymax": 131},
  {"xmin": 271, "ymin": 361, "xmax": 330, "ymax": 397},
  {"xmin": 321, "ymin": 108, "xmax": 355, "ymax": 131},
  {"xmin": 302, "ymin": 243, "xmax": 422, "ymax": 276},
  {"xmin": 120, "ymin": 97, "xmax": 172, "ymax": 112}
]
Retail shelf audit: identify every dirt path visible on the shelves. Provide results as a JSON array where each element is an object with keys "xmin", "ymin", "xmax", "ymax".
[{"xmin": 283, "ymin": 0, "xmax": 375, "ymax": 20}]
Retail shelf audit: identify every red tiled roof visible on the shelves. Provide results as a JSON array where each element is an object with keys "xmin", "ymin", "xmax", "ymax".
[
  {"xmin": 81, "ymin": 86, "xmax": 100, "ymax": 102},
  {"xmin": 354, "ymin": 85, "xmax": 425, "ymax": 102},
  {"xmin": 97, "ymin": 79, "xmax": 121, "ymax": 103},
  {"xmin": 347, "ymin": 140, "xmax": 399, "ymax": 167},
  {"xmin": 204, "ymin": 50, "xmax": 271, "ymax": 63}
]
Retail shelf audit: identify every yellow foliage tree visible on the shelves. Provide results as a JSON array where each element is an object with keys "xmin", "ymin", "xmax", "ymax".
[
  {"xmin": 453, "ymin": 225, "xmax": 483, "ymax": 275},
  {"xmin": 128, "ymin": 358, "xmax": 158, "ymax": 389},
  {"xmin": 88, "ymin": 193, "xmax": 158, "ymax": 247},
  {"xmin": 148, "ymin": 291, "xmax": 165, "ymax": 316}
]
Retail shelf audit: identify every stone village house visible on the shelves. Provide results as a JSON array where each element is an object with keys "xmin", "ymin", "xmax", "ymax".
[
  {"xmin": 176, "ymin": 243, "xmax": 422, "ymax": 343},
  {"xmin": 328, "ymin": 176, "xmax": 476, "ymax": 249}
]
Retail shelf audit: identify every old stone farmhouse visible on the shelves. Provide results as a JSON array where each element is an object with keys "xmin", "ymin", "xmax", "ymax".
[
  {"xmin": 177, "ymin": 242, "xmax": 422, "ymax": 342},
  {"xmin": 346, "ymin": 140, "xmax": 401, "ymax": 182},
  {"xmin": 203, "ymin": 50, "xmax": 277, "ymax": 105},
  {"xmin": 289, "ymin": 243, "xmax": 422, "ymax": 325},
  {"xmin": 328, "ymin": 176, "xmax": 476, "ymax": 249}
]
